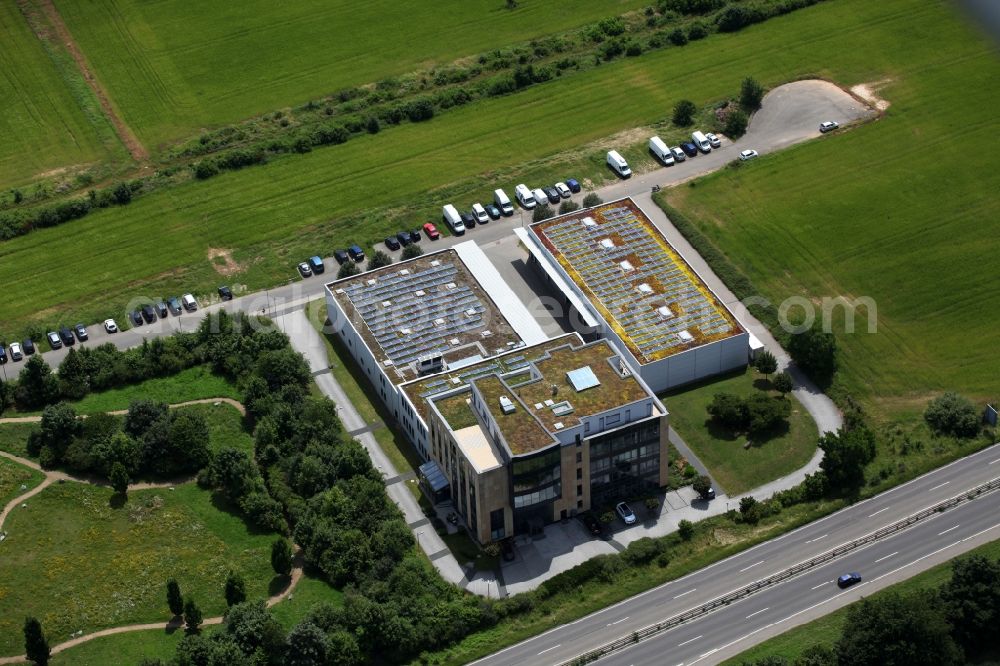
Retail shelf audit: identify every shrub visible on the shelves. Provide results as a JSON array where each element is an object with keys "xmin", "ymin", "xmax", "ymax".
[
  {"xmin": 598, "ymin": 16, "xmax": 626, "ymax": 36},
  {"xmin": 668, "ymin": 28, "xmax": 689, "ymax": 45},
  {"xmin": 532, "ymin": 204, "xmax": 554, "ymax": 222},
  {"xmin": 773, "ymin": 371, "xmax": 793, "ymax": 395},
  {"xmin": 693, "ymin": 475, "xmax": 712, "ymax": 497},
  {"xmin": 401, "ymin": 244, "xmax": 423, "ymax": 260},
  {"xmin": 724, "ymin": 109, "xmax": 749, "ymax": 137},
  {"xmin": 672, "ymin": 99, "xmax": 698, "ymax": 126},
  {"xmin": 365, "ymin": 116, "xmax": 380, "ymax": 134},
  {"xmin": 368, "ymin": 250, "xmax": 392, "ymax": 270},
  {"xmin": 717, "ymin": 5, "xmax": 764, "ymax": 32},
  {"xmin": 754, "ymin": 349, "xmax": 778, "ymax": 376},
  {"xmin": 622, "ymin": 537, "xmax": 665, "ymax": 565},
  {"xmin": 558, "ymin": 200, "xmax": 580, "ymax": 214},
  {"xmin": 582, "ymin": 192, "xmax": 603, "ymax": 207},
  {"xmin": 788, "ymin": 324, "xmax": 837, "ymax": 386},
  {"xmin": 678, "ymin": 519, "xmax": 695, "ymax": 540},
  {"xmin": 924, "ymin": 393, "xmax": 980, "ymax": 438},
  {"xmin": 625, "ymin": 42, "xmax": 643, "ymax": 57},
  {"xmin": 746, "ymin": 393, "xmax": 791, "ymax": 434},
  {"xmin": 687, "ymin": 21, "xmax": 709, "ymax": 40},
  {"xmin": 404, "ymin": 98, "xmax": 435, "ymax": 122},
  {"xmin": 337, "ymin": 262, "xmax": 360, "ymax": 279},
  {"xmin": 193, "ymin": 161, "xmax": 219, "ymax": 180},
  {"xmin": 740, "ymin": 76, "xmax": 765, "ymax": 111}
]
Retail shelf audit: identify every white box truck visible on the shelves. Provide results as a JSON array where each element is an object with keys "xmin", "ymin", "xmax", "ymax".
[
  {"xmin": 514, "ymin": 184, "xmax": 536, "ymax": 209},
  {"xmin": 691, "ymin": 131, "xmax": 712, "ymax": 154},
  {"xmin": 606, "ymin": 150, "xmax": 631, "ymax": 177},
  {"xmin": 442, "ymin": 204, "xmax": 466, "ymax": 235},
  {"xmin": 648, "ymin": 136, "xmax": 675, "ymax": 166},
  {"xmin": 494, "ymin": 188, "xmax": 514, "ymax": 216}
]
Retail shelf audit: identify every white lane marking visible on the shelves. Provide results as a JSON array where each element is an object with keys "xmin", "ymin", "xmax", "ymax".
[
  {"xmin": 929, "ymin": 481, "xmax": 950, "ymax": 491},
  {"xmin": 868, "ymin": 507, "xmax": 890, "ymax": 518},
  {"xmin": 939, "ymin": 525, "xmax": 960, "ymax": 536},
  {"xmin": 678, "ymin": 635, "xmax": 703, "ymax": 647},
  {"xmin": 699, "ymin": 648, "xmax": 719, "ymax": 659},
  {"xmin": 687, "ymin": 623, "xmax": 775, "ymax": 665},
  {"xmin": 673, "ymin": 588, "xmax": 697, "ymax": 599},
  {"xmin": 739, "ymin": 560, "xmax": 765, "ymax": 573},
  {"xmin": 989, "ymin": 457, "xmax": 1000, "ymax": 465},
  {"xmin": 745, "ymin": 607, "xmax": 769, "ymax": 619},
  {"xmin": 804, "ymin": 534, "xmax": 828, "ymax": 544},
  {"xmin": 962, "ymin": 523, "xmax": 1000, "ymax": 542},
  {"xmin": 811, "ymin": 580, "xmax": 833, "ymax": 590},
  {"xmin": 537, "ymin": 644, "xmax": 561, "ymax": 656},
  {"xmin": 874, "ymin": 551, "xmax": 898, "ymax": 563},
  {"xmin": 608, "ymin": 617, "xmax": 629, "ymax": 626}
]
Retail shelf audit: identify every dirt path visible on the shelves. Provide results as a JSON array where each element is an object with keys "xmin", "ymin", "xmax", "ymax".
[
  {"xmin": 0, "ymin": 548, "xmax": 304, "ymax": 664},
  {"xmin": 0, "ymin": 397, "xmax": 246, "ymax": 425},
  {"xmin": 17, "ymin": 0, "xmax": 149, "ymax": 162}
]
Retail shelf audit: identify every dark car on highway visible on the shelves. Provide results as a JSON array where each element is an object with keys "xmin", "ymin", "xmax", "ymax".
[
  {"xmin": 837, "ymin": 572, "xmax": 862, "ymax": 588},
  {"xmin": 681, "ymin": 142, "xmax": 698, "ymax": 157}
]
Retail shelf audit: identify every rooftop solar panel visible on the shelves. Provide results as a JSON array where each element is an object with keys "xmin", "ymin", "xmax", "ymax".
[{"xmin": 567, "ymin": 366, "xmax": 600, "ymax": 392}]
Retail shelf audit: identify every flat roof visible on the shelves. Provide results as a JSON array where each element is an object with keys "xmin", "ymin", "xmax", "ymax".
[
  {"xmin": 529, "ymin": 198, "xmax": 743, "ymax": 364},
  {"xmin": 328, "ymin": 246, "xmax": 525, "ymax": 384},
  {"xmin": 453, "ymin": 423, "xmax": 504, "ymax": 474}
]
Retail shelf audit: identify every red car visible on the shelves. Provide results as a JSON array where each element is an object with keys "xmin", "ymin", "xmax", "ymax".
[{"xmin": 422, "ymin": 222, "xmax": 440, "ymax": 240}]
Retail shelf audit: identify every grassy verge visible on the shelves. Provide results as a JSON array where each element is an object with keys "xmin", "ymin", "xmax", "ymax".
[
  {"xmin": 664, "ymin": 368, "xmax": 818, "ymax": 495},
  {"xmin": 269, "ymin": 570, "xmax": 345, "ymax": 631},
  {"xmin": 720, "ymin": 537, "xmax": 1000, "ymax": 665},
  {"xmin": 0, "ymin": 423, "xmax": 36, "ymax": 459},
  {"xmin": 0, "ymin": 456, "xmax": 44, "ymax": 507},
  {"xmin": 0, "ymin": 482, "xmax": 277, "ymax": 656},
  {"xmin": 191, "ymin": 402, "xmax": 252, "ymax": 455}
]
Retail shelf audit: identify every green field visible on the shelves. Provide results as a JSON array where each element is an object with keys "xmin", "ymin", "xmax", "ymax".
[
  {"xmin": 0, "ymin": 0, "xmax": 987, "ymax": 345},
  {"xmin": 0, "ymin": 455, "xmax": 44, "ymax": 508},
  {"xmin": 721, "ymin": 537, "xmax": 1000, "ymax": 665},
  {"xmin": 665, "ymin": 369, "xmax": 818, "ymax": 495},
  {"xmin": 0, "ymin": 482, "xmax": 277, "ymax": 656},
  {"xmin": 0, "ymin": 424, "xmax": 37, "ymax": 459},
  {"xmin": 53, "ymin": 0, "xmax": 647, "ymax": 148}
]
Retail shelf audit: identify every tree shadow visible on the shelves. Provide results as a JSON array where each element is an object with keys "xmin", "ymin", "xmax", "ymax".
[
  {"xmin": 108, "ymin": 493, "xmax": 127, "ymax": 509},
  {"xmin": 268, "ymin": 574, "xmax": 292, "ymax": 597},
  {"xmin": 752, "ymin": 378, "xmax": 774, "ymax": 392},
  {"xmin": 703, "ymin": 418, "xmax": 740, "ymax": 442},
  {"xmin": 746, "ymin": 420, "xmax": 792, "ymax": 447}
]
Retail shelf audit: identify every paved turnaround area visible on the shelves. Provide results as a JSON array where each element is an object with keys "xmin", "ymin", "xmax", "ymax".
[{"xmin": 471, "ymin": 442, "xmax": 1000, "ymax": 666}]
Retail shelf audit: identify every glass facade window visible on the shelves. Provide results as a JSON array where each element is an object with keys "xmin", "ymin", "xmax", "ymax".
[
  {"xmin": 490, "ymin": 508, "xmax": 505, "ymax": 541},
  {"xmin": 588, "ymin": 420, "xmax": 661, "ymax": 507},
  {"xmin": 511, "ymin": 447, "xmax": 562, "ymax": 509}
]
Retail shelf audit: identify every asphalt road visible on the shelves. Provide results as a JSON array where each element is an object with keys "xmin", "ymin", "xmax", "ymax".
[{"xmin": 470, "ymin": 443, "xmax": 1000, "ymax": 666}]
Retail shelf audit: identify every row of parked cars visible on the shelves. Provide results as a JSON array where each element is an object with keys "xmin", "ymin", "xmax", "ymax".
[
  {"xmin": 441, "ymin": 179, "xmax": 581, "ymax": 235},
  {"xmin": 296, "ymin": 224, "xmax": 440, "ymax": 278}
]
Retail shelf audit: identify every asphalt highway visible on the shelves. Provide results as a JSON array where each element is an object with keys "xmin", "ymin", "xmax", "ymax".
[{"xmin": 470, "ymin": 443, "xmax": 1000, "ymax": 666}]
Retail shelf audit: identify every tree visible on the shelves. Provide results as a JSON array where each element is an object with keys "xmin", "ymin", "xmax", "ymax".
[
  {"xmin": 168, "ymin": 409, "xmax": 211, "ymax": 474},
  {"xmin": 818, "ymin": 425, "xmax": 876, "ymax": 492},
  {"xmin": 795, "ymin": 644, "xmax": 837, "ymax": 666},
  {"xmin": 57, "ymin": 347, "xmax": 90, "ymax": 399},
  {"xmin": 941, "ymin": 554, "xmax": 1000, "ymax": 655},
  {"xmin": 167, "ymin": 579, "xmax": 184, "ymax": 616},
  {"xmin": 207, "ymin": 448, "xmax": 260, "ymax": 499},
  {"xmin": 15, "ymin": 356, "xmax": 60, "ymax": 410},
  {"xmin": 365, "ymin": 115, "xmax": 380, "ymax": 134},
  {"xmin": 739, "ymin": 496, "xmax": 760, "ymax": 523},
  {"xmin": 668, "ymin": 28, "xmax": 688, "ymax": 46},
  {"xmin": 110, "ymin": 462, "xmax": 129, "ymax": 495},
  {"xmin": 725, "ymin": 108, "xmax": 749, "ymax": 138},
  {"xmin": 257, "ymin": 348, "xmax": 310, "ymax": 391},
  {"xmin": 23, "ymin": 617, "xmax": 50, "ymax": 665},
  {"xmin": 0, "ymin": 378, "xmax": 8, "ymax": 417},
  {"xmin": 224, "ymin": 570, "xmax": 247, "ymax": 607},
  {"xmin": 740, "ymin": 76, "xmax": 765, "ymax": 111},
  {"xmin": 836, "ymin": 591, "xmax": 961, "ymax": 666},
  {"xmin": 32, "ymin": 402, "xmax": 81, "ymax": 463},
  {"xmin": 745, "ymin": 393, "xmax": 791, "ymax": 434},
  {"xmin": 772, "ymin": 371, "xmax": 793, "ymax": 396},
  {"xmin": 672, "ymin": 99, "xmax": 697, "ymax": 126},
  {"xmin": 693, "ymin": 474, "xmax": 712, "ymax": 497},
  {"xmin": 337, "ymin": 261, "xmax": 359, "ymax": 279},
  {"xmin": 368, "ymin": 250, "xmax": 392, "ymax": 270},
  {"xmin": 184, "ymin": 597, "xmax": 203, "ymax": 633},
  {"xmin": 678, "ymin": 519, "xmax": 694, "ymax": 540},
  {"xmin": 224, "ymin": 600, "xmax": 285, "ymax": 658},
  {"xmin": 558, "ymin": 200, "xmax": 579, "ymax": 214},
  {"xmin": 707, "ymin": 392, "xmax": 748, "ymax": 431},
  {"xmin": 924, "ymin": 392, "xmax": 980, "ymax": 438},
  {"xmin": 754, "ymin": 349, "xmax": 777, "ymax": 376},
  {"xmin": 532, "ymin": 204, "xmax": 553, "ymax": 222},
  {"xmin": 788, "ymin": 325, "xmax": 837, "ymax": 386},
  {"xmin": 400, "ymin": 244, "xmax": 423, "ymax": 260},
  {"xmin": 286, "ymin": 621, "xmax": 330, "ymax": 666},
  {"xmin": 582, "ymin": 192, "xmax": 603, "ymax": 208},
  {"xmin": 123, "ymin": 400, "xmax": 169, "ymax": 440},
  {"xmin": 272, "ymin": 538, "xmax": 293, "ymax": 576}
]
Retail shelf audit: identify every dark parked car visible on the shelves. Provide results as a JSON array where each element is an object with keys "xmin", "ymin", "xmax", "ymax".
[
  {"xmin": 309, "ymin": 256, "xmax": 325, "ymax": 274},
  {"xmin": 484, "ymin": 203, "xmax": 502, "ymax": 220},
  {"xmin": 543, "ymin": 186, "xmax": 561, "ymax": 204},
  {"xmin": 167, "ymin": 297, "xmax": 182, "ymax": 315},
  {"xmin": 218, "ymin": 285, "xmax": 233, "ymax": 301},
  {"xmin": 155, "ymin": 302, "xmax": 168, "ymax": 318},
  {"xmin": 130, "ymin": 310, "xmax": 143, "ymax": 326},
  {"xmin": 460, "ymin": 211, "xmax": 476, "ymax": 229},
  {"xmin": 0, "ymin": 346, "xmax": 6, "ymax": 363},
  {"xmin": 681, "ymin": 142, "xmax": 698, "ymax": 157},
  {"xmin": 566, "ymin": 178, "xmax": 581, "ymax": 193},
  {"xmin": 141, "ymin": 304, "xmax": 157, "ymax": 323},
  {"xmin": 396, "ymin": 231, "xmax": 411, "ymax": 247},
  {"xmin": 384, "ymin": 236, "xmax": 401, "ymax": 251},
  {"xmin": 408, "ymin": 229, "xmax": 421, "ymax": 243},
  {"xmin": 59, "ymin": 326, "xmax": 75, "ymax": 346},
  {"xmin": 73, "ymin": 323, "xmax": 89, "ymax": 342},
  {"xmin": 347, "ymin": 245, "xmax": 365, "ymax": 262},
  {"xmin": 22, "ymin": 339, "xmax": 35, "ymax": 355},
  {"xmin": 334, "ymin": 249, "xmax": 350, "ymax": 265},
  {"xmin": 46, "ymin": 331, "xmax": 62, "ymax": 349},
  {"xmin": 837, "ymin": 572, "xmax": 862, "ymax": 588},
  {"xmin": 581, "ymin": 513, "xmax": 604, "ymax": 537}
]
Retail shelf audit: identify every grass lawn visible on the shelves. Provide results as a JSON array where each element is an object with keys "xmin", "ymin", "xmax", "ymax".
[
  {"xmin": 442, "ymin": 532, "xmax": 499, "ymax": 573},
  {"xmin": 0, "ymin": 456, "xmax": 44, "ymax": 508},
  {"xmin": 0, "ymin": 0, "xmax": 980, "ymax": 342},
  {"xmin": 0, "ymin": 482, "xmax": 277, "ymax": 656},
  {"xmin": 664, "ymin": 368, "xmax": 818, "ymax": 495},
  {"xmin": 0, "ymin": 1, "xmax": 117, "ymax": 189},
  {"xmin": 53, "ymin": 0, "xmax": 648, "ymax": 148},
  {"xmin": 0, "ymin": 424, "xmax": 36, "ymax": 459},
  {"xmin": 269, "ymin": 570, "xmax": 344, "ymax": 631},
  {"xmin": 720, "ymin": 537, "xmax": 1000, "ymax": 665}
]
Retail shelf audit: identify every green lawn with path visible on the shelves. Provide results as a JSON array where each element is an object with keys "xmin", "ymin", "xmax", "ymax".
[
  {"xmin": 268, "ymin": 571, "xmax": 344, "ymax": 631},
  {"xmin": 0, "ymin": 482, "xmax": 277, "ymax": 657},
  {"xmin": 0, "ymin": 424, "xmax": 35, "ymax": 459},
  {"xmin": 0, "ymin": 456, "xmax": 44, "ymax": 508},
  {"xmin": 665, "ymin": 368, "xmax": 818, "ymax": 495},
  {"xmin": 59, "ymin": 366, "xmax": 241, "ymax": 415}
]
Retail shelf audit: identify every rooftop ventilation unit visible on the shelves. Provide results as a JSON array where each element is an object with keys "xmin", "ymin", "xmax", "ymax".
[
  {"xmin": 534, "ymin": 402, "xmax": 544, "ymax": 410},
  {"xmin": 450, "ymin": 338, "xmax": 461, "ymax": 346},
  {"xmin": 435, "ymin": 318, "xmax": 446, "ymax": 326},
  {"xmin": 678, "ymin": 330, "xmax": 694, "ymax": 342},
  {"xmin": 335, "ymin": 288, "xmax": 345, "ymax": 294},
  {"xmin": 446, "ymin": 282, "xmax": 457, "ymax": 290},
  {"xmin": 553, "ymin": 422, "xmax": 565, "ymax": 430},
  {"xmin": 599, "ymin": 238, "xmax": 616, "ymax": 250},
  {"xmin": 431, "ymin": 260, "xmax": 441, "ymax": 267},
  {"xmin": 399, "ymin": 327, "xmax": 412, "ymax": 335},
  {"xmin": 657, "ymin": 305, "xmax": 673, "ymax": 319},
  {"xmin": 382, "ymin": 359, "xmax": 394, "ymax": 367},
  {"xmin": 399, "ymin": 269, "xmax": 410, "ymax": 275},
  {"xmin": 417, "ymin": 354, "xmax": 444, "ymax": 375},
  {"xmin": 465, "ymin": 308, "xmax": 477, "ymax": 317},
  {"xmin": 481, "ymin": 330, "xmax": 492, "ymax": 338},
  {"xmin": 637, "ymin": 283, "xmax": 653, "ymax": 295},
  {"xmin": 499, "ymin": 396, "xmax": 516, "ymax": 415},
  {"xmin": 567, "ymin": 366, "xmax": 601, "ymax": 392},
  {"xmin": 415, "ymin": 290, "xmax": 426, "ymax": 297},
  {"xmin": 367, "ymin": 279, "xmax": 377, "ymax": 286},
  {"xmin": 382, "ymin": 300, "xmax": 392, "ymax": 307},
  {"xmin": 552, "ymin": 401, "xmax": 574, "ymax": 417},
  {"xmin": 619, "ymin": 260, "xmax": 635, "ymax": 273},
  {"xmin": 582, "ymin": 217, "xmax": 597, "ymax": 227}
]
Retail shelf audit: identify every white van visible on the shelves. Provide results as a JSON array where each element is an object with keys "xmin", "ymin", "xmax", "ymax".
[
  {"xmin": 532, "ymin": 188, "xmax": 549, "ymax": 207},
  {"xmin": 514, "ymin": 184, "xmax": 536, "ymax": 209},
  {"xmin": 692, "ymin": 131, "xmax": 712, "ymax": 154},
  {"xmin": 606, "ymin": 150, "xmax": 631, "ymax": 178},
  {"xmin": 442, "ymin": 204, "xmax": 466, "ymax": 235},
  {"xmin": 494, "ymin": 188, "xmax": 514, "ymax": 216},
  {"xmin": 648, "ymin": 136, "xmax": 675, "ymax": 166}
]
